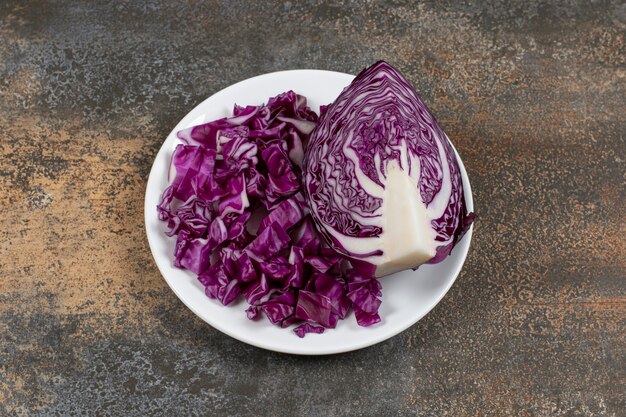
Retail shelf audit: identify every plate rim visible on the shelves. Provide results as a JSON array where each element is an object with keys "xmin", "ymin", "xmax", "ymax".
[{"xmin": 144, "ymin": 69, "xmax": 474, "ymax": 355}]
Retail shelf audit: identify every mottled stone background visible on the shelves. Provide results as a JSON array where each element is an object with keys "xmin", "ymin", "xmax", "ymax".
[{"xmin": 1, "ymin": 1, "xmax": 624, "ymax": 416}]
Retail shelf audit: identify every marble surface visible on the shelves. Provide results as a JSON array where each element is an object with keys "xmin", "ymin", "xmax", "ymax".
[{"xmin": 1, "ymin": 1, "xmax": 624, "ymax": 416}]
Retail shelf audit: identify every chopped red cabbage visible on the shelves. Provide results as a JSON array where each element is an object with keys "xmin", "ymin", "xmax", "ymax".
[
  {"xmin": 158, "ymin": 90, "xmax": 384, "ymax": 336},
  {"xmin": 293, "ymin": 323, "xmax": 325, "ymax": 338}
]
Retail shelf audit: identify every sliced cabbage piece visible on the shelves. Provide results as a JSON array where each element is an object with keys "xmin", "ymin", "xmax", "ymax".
[{"xmin": 304, "ymin": 61, "xmax": 475, "ymax": 277}]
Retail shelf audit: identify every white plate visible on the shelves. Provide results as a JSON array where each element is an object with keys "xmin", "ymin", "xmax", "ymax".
[{"xmin": 145, "ymin": 69, "xmax": 474, "ymax": 355}]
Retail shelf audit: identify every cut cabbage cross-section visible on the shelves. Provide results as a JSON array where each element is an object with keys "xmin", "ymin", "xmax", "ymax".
[{"xmin": 303, "ymin": 61, "xmax": 475, "ymax": 278}]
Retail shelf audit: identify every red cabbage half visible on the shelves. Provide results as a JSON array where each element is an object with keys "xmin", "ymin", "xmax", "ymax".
[{"xmin": 304, "ymin": 61, "xmax": 475, "ymax": 278}]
